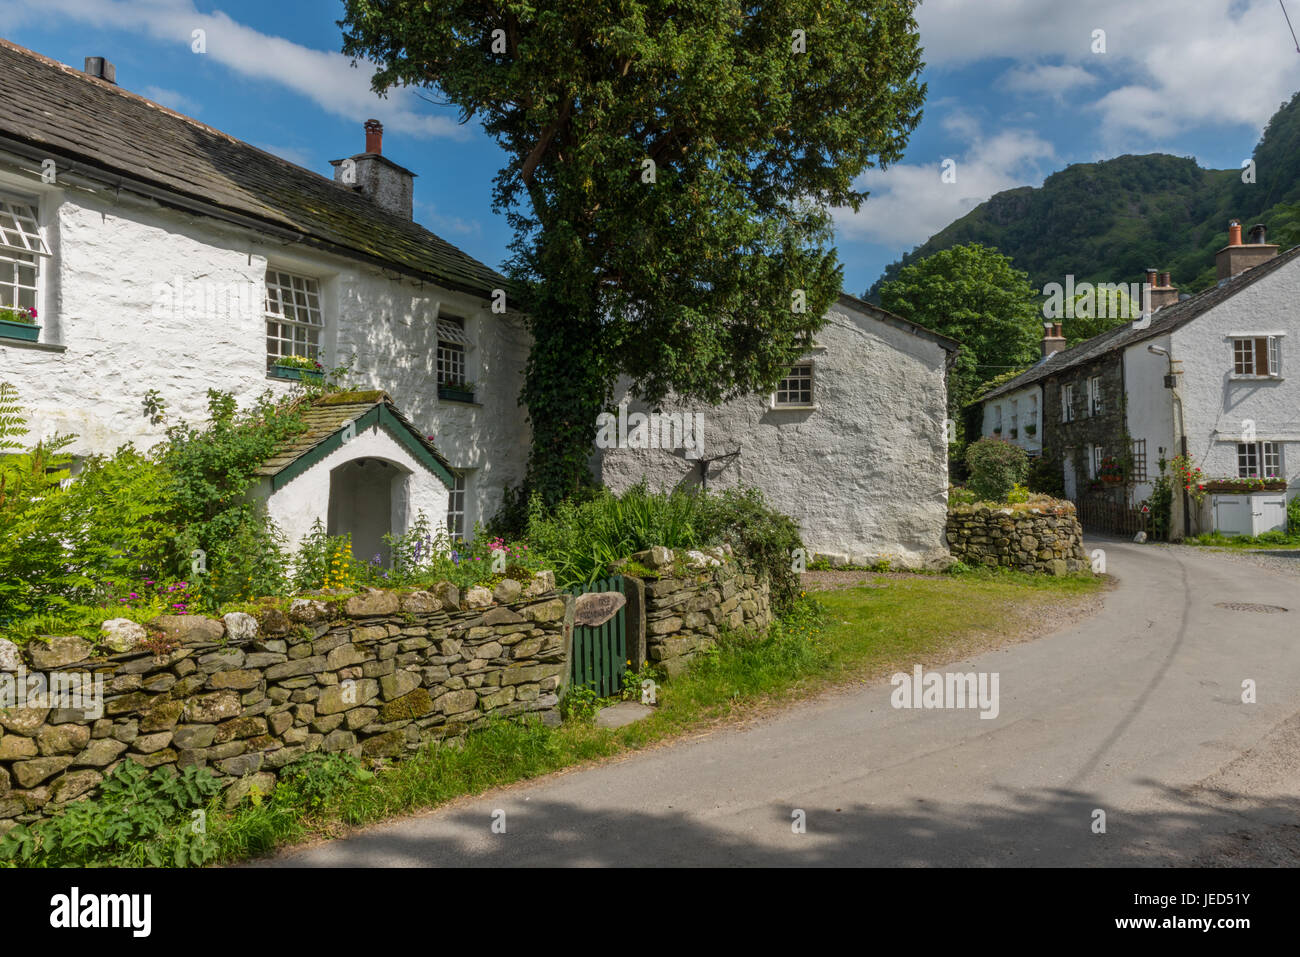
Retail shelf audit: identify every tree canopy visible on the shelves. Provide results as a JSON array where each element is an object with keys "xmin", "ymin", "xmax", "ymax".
[
  {"xmin": 877, "ymin": 243, "xmax": 1041, "ymax": 418},
  {"xmin": 340, "ymin": 0, "xmax": 926, "ymax": 503}
]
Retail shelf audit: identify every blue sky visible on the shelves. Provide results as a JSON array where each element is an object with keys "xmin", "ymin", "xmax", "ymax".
[{"xmin": 3, "ymin": 0, "xmax": 1299, "ymax": 296}]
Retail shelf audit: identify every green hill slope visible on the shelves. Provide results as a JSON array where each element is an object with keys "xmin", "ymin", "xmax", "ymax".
[{"xmin": 866, "ymin": 91, "xmax": 1300, "ymax": 299}]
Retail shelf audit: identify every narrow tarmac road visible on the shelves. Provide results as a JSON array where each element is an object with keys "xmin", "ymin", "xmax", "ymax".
[{"xmin": 266, "ymin": 540, "xmax": 1300, "ymax": 867}]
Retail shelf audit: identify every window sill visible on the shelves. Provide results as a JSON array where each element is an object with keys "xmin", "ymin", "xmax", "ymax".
[
  {"xmin": 771, "ymin": 403, "xmax": 819, "ymax": 412},
  {"xmin": 0, "ymin": 336, "xmax": 66, "ymax": 352},
  {"xmin": 1229, "ymin": 374, "xmax": 1283, "ymax": 382}
]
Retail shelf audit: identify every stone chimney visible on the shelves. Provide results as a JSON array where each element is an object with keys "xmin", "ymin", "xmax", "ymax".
[
  {"xmin": 1216, "ymin": 218, "xmax": 1277, "ymax": 280},
  {"xmin": 1042, "ymin": 322, "xmax": 1066, "ymax": 358},
  {"xmin": 1146, "ymin": 269, "xmax": 1179, "ymax": 312},
  {"xmin": 330, "ymin": 119, "xmax": 416, "ymax": 220},
  {"xmin": 83, "ymin": 56, "xmax": 115, "ymax": 84}
]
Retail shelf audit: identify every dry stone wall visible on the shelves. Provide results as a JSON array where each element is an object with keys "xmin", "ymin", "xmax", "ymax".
[
  {"xmin": 946, "ymin": 501, "xmax": 1089, "ymax": 574},
  {"xmin": 0, "ymin": 574, "xmax": 569, "ymax": 829},
  {"xmin": 624, "ymin": 545, "xmax": 772, "ymax": 676}
]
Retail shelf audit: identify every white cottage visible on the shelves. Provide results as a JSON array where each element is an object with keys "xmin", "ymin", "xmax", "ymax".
[
  {"xmin": 977, "ymin": 221, "xmax": 1300, "ymax": 538},
  {"xmin": 0, "ymin": 40, "xmax": 530, "ymax": 552},
  {"xmin": 592, "ymin": 294, "xmax": 960, "ymax": 568}
]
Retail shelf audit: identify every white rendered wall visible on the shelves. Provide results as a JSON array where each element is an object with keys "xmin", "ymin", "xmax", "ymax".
[
  {"xmin": 1122, "ymin": 333, "xmax": 1177, "ymax": 505},
  {"xmin": 0, "ymin": 166, "xmax": 528, "ymax": 538},
  {"xmin": 980, "ymin": 382, "xmax": 1043, "ymax": 455},
  {"xmin": 1170, "ymin": 257, "xmax": 1300, "ymax": 508},
  {"xmin": 592, "ymin": 300, "xmax": 953, "ymax": 568}
]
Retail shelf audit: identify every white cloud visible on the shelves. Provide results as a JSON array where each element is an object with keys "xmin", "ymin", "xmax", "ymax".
[
  {"xmin": 917, "ymin": 0, "xmax": 1300, "ymax": 145},
  {"xmin": 252, "ymin": 142, "xmax": 314, "ymax": 168},
  {"xmin": 141, "ymin": 84, "xmax": 199, "ymax": 113},
  {"xmin": 834, "ymin": 129, "xmax": 1056, "ymax": 247},
  {"xmin": 415, "ymin": 201, "xmax": 483, "ymax": 238},
  {"xmin": 999, "ymin": 63, "xmax": 1099, "ymax": 98},
  {"xmin": 6, "ymin": 0, "xmax": 468, "ymax": 140}
]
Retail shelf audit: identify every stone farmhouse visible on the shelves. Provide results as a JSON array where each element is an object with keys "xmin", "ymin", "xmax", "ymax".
[
  {"xmin": 0, "ymin": 39, "xmax": 959, "ymax": 564},
  {"xmin": 977, "ymin": 221, "xmax": 1300, "ymax": 538}
]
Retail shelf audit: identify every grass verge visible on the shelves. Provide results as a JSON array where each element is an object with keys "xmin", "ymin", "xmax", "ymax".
[{"xmin": 3, "ymin": 570, "xmax": 1107, "ymax": 866}]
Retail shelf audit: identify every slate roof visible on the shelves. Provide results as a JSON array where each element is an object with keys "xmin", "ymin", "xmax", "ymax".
[
  {"xmin": 257, "ymin": 390, "xmax": 455, "ymax": 489},
  {"xmin": 0, "ymin": 39, "xmax": 508, "ymax": 299},
  {"xmin": 836, "ymin": 293, "xmax": 961, "ymax": 353},
  {"xmin": 980, "ymin": 243, "xmax": 1300, "ymax": 402}
]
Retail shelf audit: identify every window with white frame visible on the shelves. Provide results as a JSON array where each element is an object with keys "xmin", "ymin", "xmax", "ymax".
[
  {"xmin": 265, "ymin": 269, "xmax": 323, "ymax": 368},
  {"xmin": 1087, "ymin": 375, "xmax": 1103, "ymax": 416},
  {"xmin": 774, "ymin": 361, "xmax": 814, "ymax": 407},
  {"xmin": 437, "ymin": 315, "xmax": 469, "ymax": 387},
  {"xmin": 993, "ymin": 404, "xmax": 1003, "ymax": 432},
  {"xmin": 1130, "ymin": 439, "xmax": 1148, "ymax": 482},
  {"xmin": 1231, "ymin": 336, "xmax": 1281, "ymax": 377},
  {"xmin": 0, "ymin": 195, "xmax": 49, "ymax": 318},
  {"xmin": 1061, "ymin": 384, "xmax": 1075, "ymax": 423},
  {"xmin": 1028, "ymin": 395, "xmax": 1039, "ymax": 432},
  {"xmin": 1090, "ymin": 444, "xmax": 1104, "ymax": 479},
  {"xmin": 1237, "ymin": 441, "xmax": 1282, "ymax": 478},
  {"xmin": 1010, "ymin": 399, "xmax": 1019, "ymax": 436},
  {"xmin": 446, "ymin": 473, "xmax": 467, "ymax": 541}
]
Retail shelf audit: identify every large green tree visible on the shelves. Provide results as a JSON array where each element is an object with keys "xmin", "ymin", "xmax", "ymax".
[
  {"xmin": 340, "ymin": 0, "xmax": 926, "ymax": 503},
  {"xmin": 875, "ymin": 243, "xmax": 1041, "ymax": 417}
]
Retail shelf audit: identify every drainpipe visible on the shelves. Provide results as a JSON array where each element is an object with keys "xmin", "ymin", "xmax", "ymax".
[{"xmin": 1146, "ymin": 344, "xmax": 1189, "ymax": 538}]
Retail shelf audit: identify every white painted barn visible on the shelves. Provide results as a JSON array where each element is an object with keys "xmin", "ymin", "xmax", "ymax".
[
  {"xmin": 0, "ymin": 40, "xmax": 529, "ymax": 553},
  {"xmin": 592, "ymin": 294, "xmax": 960, "ymax": 568}
]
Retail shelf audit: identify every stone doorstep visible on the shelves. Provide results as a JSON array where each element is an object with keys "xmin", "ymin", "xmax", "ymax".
[{"xmin": 594, "ymin": 701, "xmax": 654, "ymax": 729}]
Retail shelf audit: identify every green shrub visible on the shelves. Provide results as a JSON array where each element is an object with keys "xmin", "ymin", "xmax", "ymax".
[
  {"xmin": 695, "ymin": 486, "xmax": 804, "ymax": 615},
  {"xmin": 0, "ymin": 760, "xmax": 222, "ymax": 867},
  {"xmin": 965, "ymin": 437, "xmax": 1029, "ymax": 502},
  {"xmin": 1026, "ymin": 452, "xmax": 1065, "ymax": 498},
  {"xmin": 1289, "ymin": 494, "xmax": 1300, "ymax": 534}
]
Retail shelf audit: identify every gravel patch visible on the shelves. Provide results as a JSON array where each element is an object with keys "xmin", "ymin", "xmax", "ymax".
[{"xmin": 1152, "ymin": 542, "xmax": 1300, "ymax": 578}]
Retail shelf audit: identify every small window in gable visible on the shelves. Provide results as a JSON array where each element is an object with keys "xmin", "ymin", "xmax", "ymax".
[
  {"xmin": 265, "ymin": 269, "xmax": 323, "ymax": 369},
  {"xmin": 774, "ymin": 361, "xmax": 814, "ymax": 407}
]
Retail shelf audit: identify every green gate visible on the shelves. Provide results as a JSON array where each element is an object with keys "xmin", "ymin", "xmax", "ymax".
[{"xmin": 566, "ymin": 575, "xmax": 627, "ymax": 697}]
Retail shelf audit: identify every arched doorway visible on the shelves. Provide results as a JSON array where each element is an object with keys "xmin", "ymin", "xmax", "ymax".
[{"xmin": 328, "ymin": 457, "xmax": 411, "ymax": 566}]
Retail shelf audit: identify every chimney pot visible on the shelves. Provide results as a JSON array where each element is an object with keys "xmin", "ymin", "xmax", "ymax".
[
  {"xmin": 1158, "ymin": 271, "xmax": 1171, "ymax": 287},
  {"xmin": 1228, "ymin": 220, "xmax": 1242, "ymax": 246},
  {"xmin": 1248, "ymin": 223, "xmax": 1267, "ymax": 245},
  {"xmin": 84, "ymin": 56, "xmax": 115, "ymax": 84},
  {"xmin": 364, "ymin": 119, "xmax": 383, "ymax": 155}
]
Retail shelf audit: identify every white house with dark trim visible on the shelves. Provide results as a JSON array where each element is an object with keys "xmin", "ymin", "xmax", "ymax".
[
  {"xmin": 0, "ymin": 40, "xmax": 528, "ymax": 552},
  {"xmin": 977, "ymin": 222, "xmax": 1300, "ymax": 538},
  {"xmin": 593, "ymin": 294, "xmax": 960, "ymax": 568}
]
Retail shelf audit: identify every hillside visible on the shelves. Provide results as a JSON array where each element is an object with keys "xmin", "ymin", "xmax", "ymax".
[{"xmin": 866, "ymin": 90, "xmax": 1300, "ymax": 299}]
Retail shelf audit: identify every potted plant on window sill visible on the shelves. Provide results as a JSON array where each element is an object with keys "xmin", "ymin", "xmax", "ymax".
[
  {"xmin": 1202, "ymin": 476, "xmax": 1287, "ymax": 493},
  {"xmin": 270, "ymin": 355, "xmax": 324, "ymax": 382},
  {"xmin": 0, "ymin": 305, "xmax": 40, "ymax": 343},
  {"xmin": 438, "ymin": 380, "xmax": 475, "ymax": 403},
  {"xmin": 1024, "ymin": 424, "xmax": 1037, "ymax": 437}
]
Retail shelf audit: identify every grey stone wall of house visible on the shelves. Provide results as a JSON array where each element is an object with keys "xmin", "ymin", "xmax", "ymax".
[
  {"xmin": 946, "ymin": 502, "xmax": 1089, "ymax": 574},
  {"xmin": 621, "ymin": 545, "xmax": 772, "ymax": 677},
  {"xmin": 1041, "ymin": 353, "xmax": 1129, "ymax": 499},
  {"xmin": 0, "ymin": 574, "xmax": 568, "ymax": 830}
]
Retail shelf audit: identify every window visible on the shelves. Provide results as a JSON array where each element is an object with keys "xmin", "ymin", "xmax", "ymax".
[
  {"xmin": 1028, "ymin": 395, "xmax": 1038, "ymax": 427},
  {"xmin": 774, "ymin": 361, "xmax": 814, "ymax": 407},
  {"xmin": 437, "ymin": 316, "xmax": 469, "ymax": 387},
  {"xmin": 446, "ymin": 473, "xmax": 466, "ymax": 541},
  {"xmin": 1090, "ymin": 445, "xmax": 1104, "ymax": 479},
  {"xmin": 265, "ymin": 269, "xmax": 323, "ymax": 368},
  {"xmin": 1061, "ymin": 384, "xmax": 1075, "ymax": 423},
  {"xmin": 1237, "ymin": 441, "xmax": 1282, "ymax": 479},
  {"xmin": 1231, "ymin": 336, "xmax": 1281, "ymax": 377},
  {"xmin": 1010, "ymin": 399, "xmax": 1019, "ymax": 437},
  {"xmin": 1130, "ymin": 439, "xmax": 1148, "ymax": 482},
  {"xmin": 1087, "ymin": 376, "xmax": 1103, "ymax": 416},
  {"xmin": 993, "ymin": 404, "xmax": 1003, "ymax": 432},
  {"xmin": 0, "ymin": 195, "xmax": 49, "ymax": 316}
]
